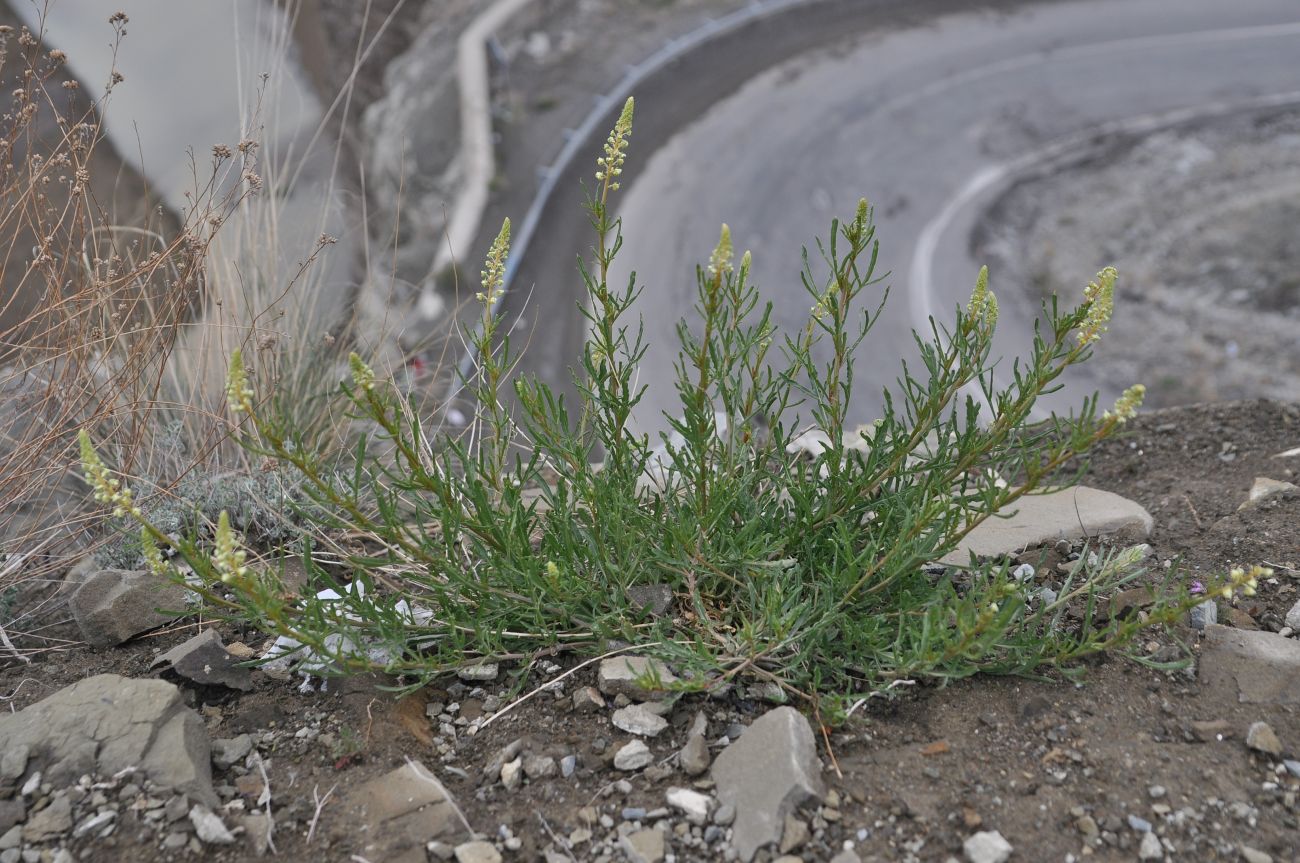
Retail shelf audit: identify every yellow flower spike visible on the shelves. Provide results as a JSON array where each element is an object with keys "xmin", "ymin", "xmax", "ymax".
[
  {"xmin": 78, "ymin": 429, "xmax": 140, "ymax": 518},
  {"xmin": 708, "ymin": 224, "xmax": 733, "ymax": 277},
  {"xmin": 1104, "ymin": 384, "xmax": 1146, "ymax": 424},
  {"xmin": 967, "ymin": 266, "xmax": 990, "ymax": 321},
  {"xmin": 545, "ymin": 560, "xmax": 560, "ymax": 580},
  {"xmin": 853, "ymin": 198, "xmax": 870, "ymax": 235},
  {"xmin": 1078, "ymin": 266, "xmax": 1117, "ymax": 345},
  {"xmin": 140, "ymin": 527, "xmax": 169, "ymax": 578},
  {"xmin": 480, "ymin": 218, "xmax": 511, "ymax": 306},
  {"xmin": 226, "ymin": 349, "xmax": 255, "ymax": 416},
  {"xmin": 212, "ymin": 510, "xmax": 249, "ymax": 585},
  {"xmin": 348, "ymin": 352, "xmax": 376, "ymax": 392},
  {"xmin": 598, "ymin": 97, "xmax": 634, "ymax": 191}
]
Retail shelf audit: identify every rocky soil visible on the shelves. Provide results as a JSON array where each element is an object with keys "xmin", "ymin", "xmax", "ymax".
[{"xmin": 1, "ymin": 399, "xmax": 1298, "ymax": 863}]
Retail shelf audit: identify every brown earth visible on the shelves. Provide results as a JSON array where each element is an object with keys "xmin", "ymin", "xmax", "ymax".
[{"xmin": 1, "ymin": 398, "xmax": 1297, "ymax": 863}]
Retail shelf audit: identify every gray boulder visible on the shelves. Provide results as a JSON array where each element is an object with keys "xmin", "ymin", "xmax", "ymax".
[
  {"xmin": 0, "ymin": 674, "xmax": 215, "ymax": 806},
  {"xmin": 69, "ymin": 568, "xmax": 190, "ymax": 647}
]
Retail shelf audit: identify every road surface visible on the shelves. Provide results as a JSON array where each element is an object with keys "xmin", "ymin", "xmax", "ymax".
[{"xmin": 502, "ymin": 0, "xmax": 1300, "ymax": 437}]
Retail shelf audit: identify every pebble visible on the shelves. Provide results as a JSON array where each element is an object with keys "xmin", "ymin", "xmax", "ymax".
[
  {"xmin": 500, "ymin": 757, "xmax": 523, "ymax": 791},
  {"xmin": 522, "ymin": 754, "xmax": 557, "ymax": 780},
  {"xmin": 963, "ymin": 830, "xmax": 1012, "ymax": 863},
  {"xmin": 1240, "ymin": 846, "xmax": 1274, "ymax": 863},
  {"xmin": 560, "ymin": 755, "xmax": 578, "ymax": 778},
  {"xmin": 454, "ymin": 840, "xmax": 502, "ymax": 863},
  {"xmin": 613, "ymin": 740, "xmax": 653, "ymax": 771},
  {"xmin": 621, "ymin": 807, "xmax": 647, "ymax": 821},
  {"xmin": 1283, "ymin": 759, "xmax": 1300, "ymax": 779},
  {"xmin": 1189, "ymin": 599, "xmax": 1218, "ymax": 630},
  {"xmin": 1127, "ymin": 814, "xmax": 1152, "ymax": 832},
  {"xmin": 572, "ymin": 686, "xmax": 606, "ymax": 713},
  {"xmin": 1246, "ymin": 721, "xmax": 1283, "ymax": 757},
  {"xmin": 620, "ymin": 828, "xmax": 665, "ymax": 863},
  {"xmin": 188, "ymin": 805, "xmax": 234, "ymax": 844},
  {"xmin": 679, "ymin": 733, "xmax": 710, "ymax": 775},
  {"xmin": 1147, "ymin": 785, "xmax": 1166, "ymax": 799},
  {"xmin": 456, "ymin": 663, "xmax": 499, "ymax": 682},
  {"xmin": 612, "ymin": 704, "xmax": 669, "ymax": 738},
  {"xmin": 1138, "ymin": 831, "xmax": 1163, "ymax": 860},
  {"xmin": 665, "ymin": 787, "xmax": 712, "ymax": 824},
  {"xmin": 712, "ymin": 803, "xmax": 736, "ymax": 826}
]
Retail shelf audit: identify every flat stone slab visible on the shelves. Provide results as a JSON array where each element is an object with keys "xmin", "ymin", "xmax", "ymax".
[
  {"xmin": 712, "ymin": 706, "xmax": 825, "ymax": 862},
  {"xmin": 1199, "ymin": 624, "xmax": 1300, "ymax": 705},
  {"xmin": 0, "ymin": 674, "xmax": 215, "ymax": 806},
  {"xmin": 941, "ymin": 486, "xmax": 1153, "ymax": 565},
  {"xmin": 150, "ymin": 629, "xmax": 253, "ymax": 691}
]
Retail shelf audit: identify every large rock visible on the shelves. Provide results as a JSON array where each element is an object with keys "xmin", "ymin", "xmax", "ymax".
[
  {"xmin": 1200, "ymin": 625, "xmax": 1300, "ymax": 705},
  {"xmin": 345, "ymin": 761, "xmax": 469, "ymax": 863},
  {"xmin": 941, "ymin": 486, "xmax": 1153, "ymax": 565},
  {"xmin": 0, "ymin": 675, "xmax": 215, "ymax": 806},
  {"xmin": 597, "ymin": 655, "xmax": 679, "ymax": 701},
  {"xmin": 69, "ymin": 568, "xmax": 190, "ymax": 647},
  {"xmin": 711, "ymin": 706, "xmax": 825, "ymax": 862}
]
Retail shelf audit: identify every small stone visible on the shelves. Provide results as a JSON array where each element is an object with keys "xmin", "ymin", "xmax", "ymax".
[
  {"xmin": 1127, "ymin": 814, "xmax": 1152, "ymax": 832},
  {"xmin": 1285, "ymin": 599, "xmax": 1300, "ymax": 631},
  {"xmin": 188, "ymin": 804, "xmax": 235, "ymax": 844},
  {"xmin": 72, "ymin": 810, "xmax": 116, "ymax": 839},
  {"xmin": 665, "ymin": 787, "xmax": 712, "ymax": 824},
  {"xmin": 1241, "ymin": 477, "xmax": 1298, "ymax": 509},
  {"xmin": 560, "ymin": 755, "xmax": 577, "ymax": 778},
  {"xmin": 1012, "ymin": 563, "xmax": 1036, "ymax": 582},
  {"xmin": 1075, "ymin": 815, "xmax": 1098, "ymax": 837},
  {"xmin": 22, "ymin": 795, "xmax": 71, "ymax": 842},
  {"xmin": 454, "ymin": 840, "xmax": 502, "ymax": 863},
  {"xmin": 1246, "ymin": 722, "xmax": 1283, "ymax": 756},
  {"xmin": 620, "ymin": 828, "xmax": 665, "ymax": 863},
  {"xmin": 1283, "ymin": 759, "xmax": 1300, "ymax": 778},
  {"xmin": 573, "ymin": 686, "xmax": 606, "ymax": 713},
  {"xmin": 481, "ymin": 739, "xmax": 524, "ymax": 781},
  {"xmin": 626, "ymin": 584, "xmax": 674, "ymax": 618},
  {"xmin": 613, "ymin": 704, "xmax": 669, "ymax": 738},
  {"xmin": 523, "ymin": 754, "xmax": 556, "ymax": 780},
  {"xmin": 1138, "ymin": 830, "xmax": 1163, "ymax": 860},
  {"xmin": 500, "ymin": 757, "xmax": 523, "ymax": 791},
  {"xmin": 598, "ymin": 656, "xmax": 678, "ymax": 701},
  {"xmin": 614, "ymin": 740, "xmax": 653, "ymax": 771},
  {"xmin": 963, "ymin": 830, "xmax": 1012, "ymax": 863},
  {"xmin": 712, "ymin": 803, "xmax": 736, "ymax": 826},
  {"xmin": 621, "ymin": 807, "xmax": 647, "ymax": 821},
  {"xmin": 1190, "ymin": 719, "xmax": 1234, "ymax": 742},
  {"xmin": 1189, "ymin": 599, "xmax": 1218, "ymax": 630},
  {"xmin": 830, "ymin": 851, "xmax": 862, "ymax": 863},
  {"xmin": 779, "ymin": 814, "xmax": 809, "ymax": 853},
  {"xmin": 679, "ymin": 732, "xmax": 710, "ymax": 776},
  {"xmin": 1147, "ymin": 785, "xmax": 1166, "ymax": 799},
  {"xmin": 456, "ymin": 663, "xmax": 498, "ymax": 682},
  {"xmin": 1240, "ymin": 846, "xmax": 1274, "ymax": 863},
  {"xmin": 427, "ymin": 841, "xmax": 456, "ymax": 861},
  {"xmin": 211, "ymin": 734, "xmax": 254, "ymax": 770}
]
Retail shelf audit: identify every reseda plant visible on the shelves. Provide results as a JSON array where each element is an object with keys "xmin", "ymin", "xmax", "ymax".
[{"xmin": 81, "ymin": 97, "xmax": 1258, "ymax": 712}]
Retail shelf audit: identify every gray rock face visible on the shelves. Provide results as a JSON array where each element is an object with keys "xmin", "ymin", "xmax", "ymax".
[
  {"xmin": 68, "ymin": 568, "xmax": 190, "ymax": 647},
  {"xmin": 940, "ymin": 486, "xmax": 1153, "ymax": 564},
  {"xmin": 711, "ymin": 706, "xmax": 826, "ymax": 862},
  {"xmin": 346, "ymin": 761, "xmax": 468, "ymax": 863},
  {"xmin": 151, "ymin": 628, "xmax": 253, "ymax": 691},
  {"xmin": 1199, "ymin": 624, "xmax": 1300, "ymax": 705},
  {"xmin": 0, "ymin": 674, "xmax": 215, "ymax": 806}
]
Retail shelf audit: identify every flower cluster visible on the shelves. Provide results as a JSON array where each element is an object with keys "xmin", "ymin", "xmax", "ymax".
[
  {"xmin": 212, "ymin": 510, "xmax": 249, "ymax": 585},
  {"xmin": 139, "ymin": 527, "xmax": 172, "ymax": 578},
  {"xmin": 1077, "ymin": 267, "xmax": 1117, "ymax": 345},
  {"xmin": 596, "ymin": 97, "xmax": 634, "ymax": 191},
  {"xmin": 78, "ymin": 429, "xmax": 140, "ymax": 518},
  {"xmin": 708, "ymin": 224, "xmax": 733, "ymax": 277},
  {"xmin": 966, "ymin": 265, "xmax": 999, "ymax": 329},
  {"xmin": 1219, "ymin": 564, "xmax": 1271, "ymax": 599},
  {"xmin": 349, "ymin": 352, "xmax": 376, "ymax": 392},
  {"xmin": 226, "ymin": 349, "xmax": 255, "ymax": 415},
  {"xmin": 1104, "ymin": 383, "xmax": 1145, "ymax": 423},
  {"xmin": 477, "ymin": 218, "xmax": 511, "ymax": 305}
]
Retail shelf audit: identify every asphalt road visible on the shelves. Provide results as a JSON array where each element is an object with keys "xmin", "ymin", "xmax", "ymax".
[{"xmin": 503, "ymin": 0, "xmax": 1300, "ymax": 437}]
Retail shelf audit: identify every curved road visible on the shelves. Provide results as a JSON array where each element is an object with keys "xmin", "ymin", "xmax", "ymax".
[{"xmin": 505, "ymin": 0, "xmax": 1300, "ymax": 436}]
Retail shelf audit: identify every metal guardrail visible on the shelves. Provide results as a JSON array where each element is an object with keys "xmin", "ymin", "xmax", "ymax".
[{"xmin": 448, "ymin": 0, "xmax": 831, "ymax": 407}]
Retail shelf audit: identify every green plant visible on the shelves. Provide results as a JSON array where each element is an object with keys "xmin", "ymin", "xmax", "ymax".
[{"xmin": 81, "ymin": 97, "xmax": 1260, "ymax": 713}]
